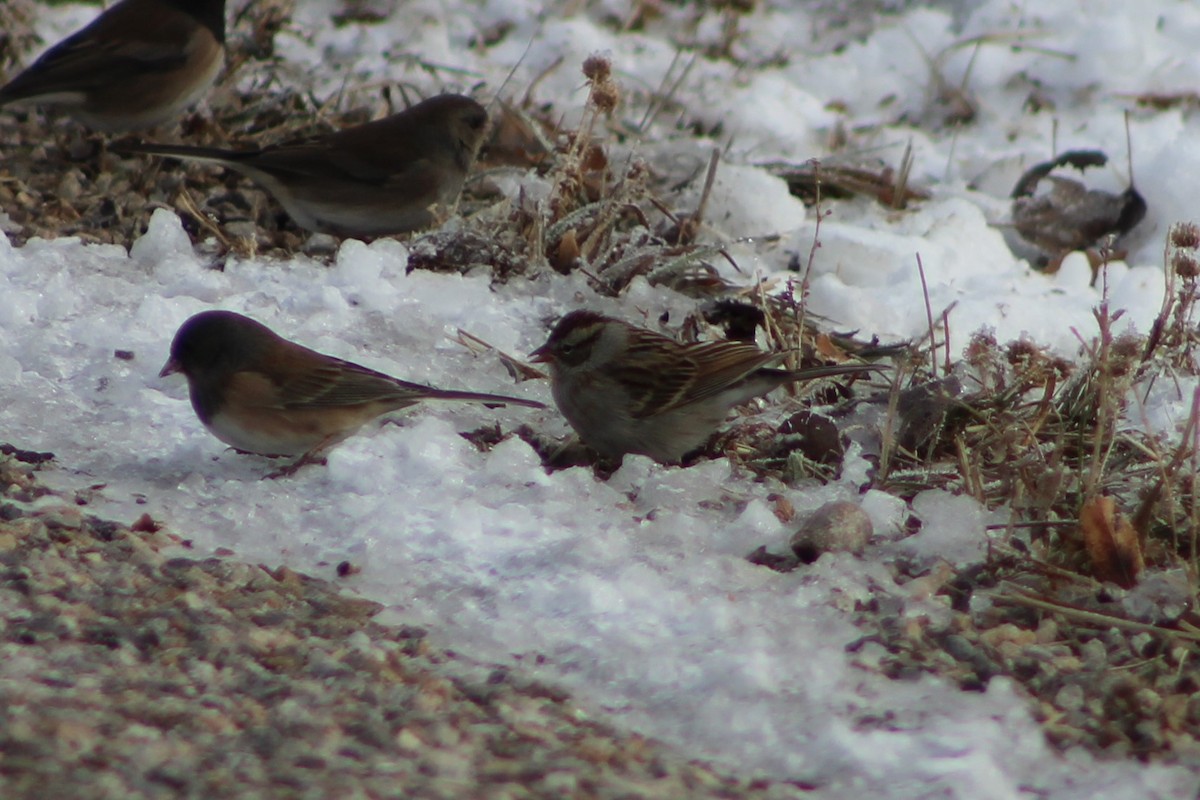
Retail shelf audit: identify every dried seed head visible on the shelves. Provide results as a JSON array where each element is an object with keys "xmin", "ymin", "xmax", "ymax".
[
  {"xmin": 1112, "ymin": 333, "xmax": 1142, "ymax": 358},
  {"xmin": 582, "ymin": 54, "xmax": 611, "ymax": 82},
  {"xmin": 1173, "ymin": 251, "xmax": 1200, "ymax": 279},
  {"xmin": 583, "ymin": 54, "xmax": 619, "ymax": 114},
  {"xmin": 1005, "ymin": 338, "xmax": 1041, "ymax": 367},
  {"xmin": 1170, "ymin": 222, "xmax": 1200, "ymax": 250},
  {"xmin": 965, "ymin": 330, "xmax": 998, "ymax": 362},
  {"xmin": 590, "ymin": 82, "xmax": 619, "ymax": 114}
]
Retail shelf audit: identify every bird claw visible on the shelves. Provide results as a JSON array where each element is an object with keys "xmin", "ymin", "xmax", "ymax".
[{"xmin": 263, "ymin": 452, "xmax": 328, "ymax": 480}]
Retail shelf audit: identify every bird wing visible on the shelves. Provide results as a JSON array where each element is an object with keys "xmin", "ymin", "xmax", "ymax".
[
  {"xmin": 2, "ymin": 40, "xmax": 189, "ymax": 100},
  {"xmin": 610, "ymin": 334, "xmax": 776, "ymax": 419},
  {"xmin": 618, "ymin": 360, "xmax": 694, "ymax": 419},
  {"xmin": 672, "ymin": 341, "xmax": 781, "ymax": 405},
  {"xmin": 216, "ymin": 105, "xmax": 464, "ymax": 208},
  {"xmin": 267, "ymin": 355, "xmax": 423, "ymax": 410},
  {"xmin": 241, "ymin": 142, "xmax": 442, "ymax": 196},
  {"xmin": 1, "ymin": 9, "xmax": 197, "ymax": 101},
  {"xmin": 269, "ymin": 355, "xmax": 539, "ymax": 409}
]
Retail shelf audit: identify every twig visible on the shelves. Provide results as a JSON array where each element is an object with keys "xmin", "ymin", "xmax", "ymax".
[
  {"xmin": 690, "ymin": 147, "xmax": 721, "ymax": 236},
  {"xmin": 638, "ymin": 49, "xmax": 697, "ymax": 134},
  {"xmin": 942, "ymin": 307, "xmax": 952, "ymax": 377},
  {"xmin": 523, "ymin": 55, "xmax": 564, "ymax": 105},
  {"xmin": 174, "ymin": 189, "xmax": 232, "ymax": 250},
  {"xmin": 794, "ymin": 158, "xmax": 829, "ymax": 355},
  {"xmin": 991, "ymin": 583, "xmax": 1200, "ymax": 644},
  {"xmin": 917, "ymin": 253, "xmax": 937, "ymax": 378},
  {"xmin": 487, "ymin": 29, "xmax": 539, "ymax": 115},
  {"xmin": 452, "ymin": 329, "xmax": 546, "ymax": 381},
  {"xmin": 893, "ymin": 139, "xmax": 914, "ymax": 210}
]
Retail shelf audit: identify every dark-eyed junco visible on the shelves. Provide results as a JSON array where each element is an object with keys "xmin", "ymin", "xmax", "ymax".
[
  {"xmin": 117, "ymin": 94, "xmax": 489, "ymax": 236},
  {"xmin": 0, "ymin": 0, "xmax": 226, "ymax": 132},
  {"xmin": 160, "ymin": 310, "xmax": 544, "ymax": 469},
  {"xmin": 531, "ymin": 310, "xmax": 880, "ymax": 464}
]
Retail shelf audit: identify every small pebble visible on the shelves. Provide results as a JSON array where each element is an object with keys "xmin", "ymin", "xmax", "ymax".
[{"xmin": 790, "ymin": 501, "xmax": 873, "ymax": 563}]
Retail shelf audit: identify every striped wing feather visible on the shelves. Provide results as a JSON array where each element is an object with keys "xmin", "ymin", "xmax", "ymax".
[
  {"xmin": 679, "ymin": 340, "xmax": 782, "ymax": 403},
  {"xmin": 271, "ymin": 357, "xmax": 424, "ymax": 409},
  {"xmin": 611, "ymin": 331, "xmax": 778, "ymax": 419}
]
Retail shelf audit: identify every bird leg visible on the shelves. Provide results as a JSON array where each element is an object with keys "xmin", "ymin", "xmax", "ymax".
[{"xmin": 263, "ymin": 437, "xmax": 336, "ymax": 480}]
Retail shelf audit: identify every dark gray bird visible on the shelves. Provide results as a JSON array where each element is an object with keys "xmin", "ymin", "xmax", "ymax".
[{"xmin": 118, "ymin": 94, "xmax": 489, "ymax": 236}]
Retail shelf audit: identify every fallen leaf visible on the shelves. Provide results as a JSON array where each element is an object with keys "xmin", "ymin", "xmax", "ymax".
[{"xmin": 1079, "ymin": 495, "xmax": 1144, "ymax": 588}]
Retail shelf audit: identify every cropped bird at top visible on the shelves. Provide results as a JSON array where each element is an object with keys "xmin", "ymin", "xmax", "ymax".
[
  {"xmin": 161, "ymin": 310, "xmax": 544, "ymax": 473},
  {"xmin": 0, "ymin": 0, "xmax": 226, "ymax": 132},
  {"xmin": 531, "ymin": 310, "xmax": 880, "ymax": 464},
  {"xmin": 117, "ymin": 94, "xmax": 489, "ymax": 237}
]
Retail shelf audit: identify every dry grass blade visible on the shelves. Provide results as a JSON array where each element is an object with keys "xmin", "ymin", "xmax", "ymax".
[
  {"xmin": 663, "ymin": 147, "xmax": 720, "ymax": 245},
  {"xmin": 175, "ymin": 188, "xmax": 234, "ymax": 251},
  {"xmin": 990, "ymin": 582, "xmax": 1200, "ymax": 644},
  {"xmin": 891, "ymin": 139, "xmax": 916, "ymax": 210},
  {"xmin": 453, "ymin": 329, "xmax": 546, "ymax": 382},
  {"xmin": 766, "ymin": 159, "xmax": 931, "ymax": 208}
]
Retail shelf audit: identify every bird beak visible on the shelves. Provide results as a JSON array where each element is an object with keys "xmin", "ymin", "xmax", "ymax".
[
  {"xmin": 159, "ymin": 357, "xmax": 182, "ymax": 378},
  {"xmin": 529, "ymin": 345, "xmax": 551, "ymax": 364}
]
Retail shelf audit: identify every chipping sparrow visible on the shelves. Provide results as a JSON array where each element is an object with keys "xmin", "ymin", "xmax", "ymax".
[{"xmin": 531, "ymin": 310, "xmax": 878, "ymax": 464}]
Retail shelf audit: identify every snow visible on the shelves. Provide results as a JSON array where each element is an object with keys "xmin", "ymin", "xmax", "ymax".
[
  {"xmin": 905, "ymin": 491, "xmax": 988, "ymax": 567},
  {"xmin": 3, "ymin": 0, "xmax": 1199, "ymax": 796}
]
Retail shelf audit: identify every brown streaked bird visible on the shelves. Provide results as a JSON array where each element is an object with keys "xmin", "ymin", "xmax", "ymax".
[
  {"xmin": 116, "ymin": 94, "xmax": 489, "ymax": 236},
  {"xmin": 160, "ymin": 310, "xmax": 544, "ymax": 470},
  {"xmin": 0, "ymin": 0, "xmax": 226, "ymax": 132},
  {"xmin": 531, "ymin": 310, "xmax": 880, "ymax": 464}
]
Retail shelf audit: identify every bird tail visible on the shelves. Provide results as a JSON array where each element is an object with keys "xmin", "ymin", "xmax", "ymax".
[
  {"xmin": 111, "ymin": 141, "xmax": 250, "ymax": 164},
  {"xmin": 420, "ymin": 388, "xmax": 545, "ymax": 409},
  {"xmin": 785, "ymin": 363, "xmax": 885, "ymax": 382}
]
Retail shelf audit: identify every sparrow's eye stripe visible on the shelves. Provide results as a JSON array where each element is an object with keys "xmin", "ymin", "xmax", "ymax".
[{"xmin": 556, "ymin": 325, "xmax": 603, "ymax": 362}]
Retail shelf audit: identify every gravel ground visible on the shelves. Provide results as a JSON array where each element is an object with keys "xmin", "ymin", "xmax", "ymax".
[{"xmin": 0, "ymin": 450, "xmax": 804, "ymax": 799}]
